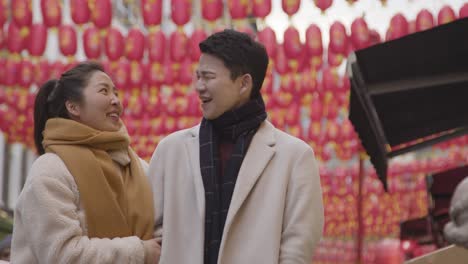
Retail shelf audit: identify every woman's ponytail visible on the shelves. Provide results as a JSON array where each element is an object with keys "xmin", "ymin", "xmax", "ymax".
[{"xmin": 34, "ymin": 79, "xmax": 58, "ymax": 155}]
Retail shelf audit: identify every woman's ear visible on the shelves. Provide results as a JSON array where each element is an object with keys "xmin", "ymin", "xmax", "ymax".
[{"xmin": 65, "ymin": 100, "xmax": 80, "ymax": 117}]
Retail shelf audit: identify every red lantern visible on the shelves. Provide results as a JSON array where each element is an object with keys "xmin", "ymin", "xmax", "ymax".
[
  {"xmin": 228, "ymin": 0, "xmax": 250, "ymax": 20},
  {"xmin": 18, "ymin": 59, "xmax": 34, "ymax": 88},
  {"xmin": 147, "ymin": 62, "xmax": 165, "ymax": 88},
  {"xmin": 369, "ymin": 29, "xmax": 381, "ymax": 46},
  {"xmin": 141, "ymin": 0, "xmax": 163, "ymax": 27},
  {"xmin": 4, "ymin": 59, "xmax": 20, "ymax": 86},
  {"xmin": 109, "ymin": 59, "xmax": 130, "ymax": 90},
  {"xmin": 253, "ymin": 0, "xmax": 271, "ymax": 18},
  {"xmin": 171, "ymin": 0, "xmax": 191, "ymax": 26},
  {"xmin": 0, "ymin": 27, "xmax": 5, "ymax": 51},
  {"xmin": 34, "ymin": 59, "xmax": 50, "ymax": 86},
  {"xmin": 327, "ymin": 48, "xmax": 343, "ymax": 67},
  {"xmin": 329, "ymin": 21, "xmax": 348, "ymax": 55},
  {"xmin": 350, "ymin": 17, "xmax": 369, "ymax": 50},
  {"xmin": 126, "ymin": 28, "xmax": 145, "ymax": 61},
  {"xmin": 71, "ymin": 0, "xmax": 90, "ymax": 25},
  {"xmin": 314, "ymin": 0, "xmax": 333, "ymax": 13},
  {"xmin": 202, "ymin": 0, "xmax": 223, "ymax": 21},
  {"xmin": 163, "ymin": 61, "xmax": 176, "ymax": 85},
  {"xmin": 282, "ymin": 0, "xmax": 300, "ymax": 17},
  {"xmin": 41, "ymin": 0, "xmax": 62, "ymax": 28},
  {"xmin": 27, "ymin": 23, "xmax": 47, "ymax": 56},
  {"xmin": 387, "ymin": 13, "xmax": 408, "ymax": 41},
  {"xmin": 105, "ymin": 27, "xmax": 125, "ymax": 61},
  {"xmin": 83, "ymin": 26, "xmax": 102, "ymax": 59},
  {"xmin": 0, "ymin": 0, "xmax": 7, "ymax": 27},
  {"xmin": 305, "ymin": 24, "xmax": 322, "ymax": 57},
  {"xmin": 170, "ymin": 29, "xmax": 188, "ymax": 63},
  {"xmin": 416, "ymin": 9, "xmax": 434, "ymax": 32},
  {"xmin": 438, "ymin": 5, "xmax": 456, "ymax": 25},
  {"xmin": 148, "ymin": 29, "xmax": 166, "ymax": 63},
  {"xmin": 274, "ymin": 44, "xmax": 290, "ymax": 75},
  {"xmin": 59, "ymin": 25, "xmax": 77, "ymax": 57},
  {"xmin": 189, "ymin": 28, "xmax": 207, "ymax": 61},
  {"xmin": 283, "ymin": 26, "xmax": 302, "ymax": 61},
  {"xmin": 90, "ymin": 0, "xmax": 112, "ymax": 29},
  {"xmin": 257, "ymin": 26, "xmax": 277, "ymax": 58},
  {"xmin": 12, "ymin": 0, "xmax": 32, "ymax": 28},
  {"xmin": 7, "ymin": 22, "xmax": 26, "ymax": 54},
  {"xmin": 322, "ymin": 67, "xmax": 339, "ymax": 92},
  {"xmin": 460, "ymin": 4, "xmax": 468, "ymax": 19},
  {"xmin": 179, "ymin": 58, "xmax": 194, "ymax": 85},
  {"xmin": 50, "ymin": 61, "xmax": 66, "ymax": 79},
  {"xmin": 128, "ymin": 61, "xmax": 145, "ymax": 89}
]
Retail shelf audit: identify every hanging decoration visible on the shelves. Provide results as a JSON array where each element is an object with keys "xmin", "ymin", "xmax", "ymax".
[
  {"xmin": 228, "ymin": 0, "xmax": 250, "ymax": 20},
  {"xmin": 71, "ymin": 0, "xmax": 90, "ymax": 25},
  {"xmin": 350, "ymin": 17, "xmax": 370, "ymax": 50},
  {"xmin": 141, "ymin": 0, "xmax": 163, "ymax": 28},
  {"xmin": 40, "ymin": 0, "xmax": 62, "ymax": 28},
  {"xmin": 189, "ymin": 28, "xmax": 207, "ymax": 61},
  {"xmin": 148, "ymin": 28, "xmax": 166, "ymax": 63},
  {"xmin": 83, "ymin": 25, "xmax": 102, "ymax": 59},
  {"xmin": 202, "ymin": 0, "xmax": 223, "ymax": 22},
  {"xmin": 314, "ymin": 0, "xmax": 333, "ymax": 14},
  {"xmin": 7, "ymin": 22, "xmax": 26, "ymax": 55},
  {"xmin": 460, "ymin": 3, "xmax": 468, "ymax": 18},
  {"xmin": 257, "ymin": 26, "xmax": 277, "ymax": 59},
  {"xmin": 105, "ymin": 27, "xmax": 125, "ymax": 61},
  {"xmin": 12, "ymin": 0, "xmax": 33, "ymax": 28},
  {"xmin": 125, "ymin": 28, "xmax": 145, "ymax": 61},
  {"xmin": 387, "ymin": 13, "xmax": 408, "ymax": 41},
  {"xmin": 171, "ymin": 0, "xmax": 192, "ymax": 26},
  {"xmin": 329, "ymin": 21, "xmax": 348, "ymax": 55},
  {"xmin": 0, "ymin": 0, "xmax": 8, "ymax": 27},
  {"xmin": 437, "ymin": 5, "xmax": 456, "ymax": 25},
  {"xmin": 170, "ymin": 29, "xmax": 189, "ymax": 63},
  {"xmin": 90, "ymin": 0, "xmax": 112, "ymax": 29},
  {"xmin": 27, "ymin": 23, "xmax": 47, "ymax": 57},
  {"xmin": 282, "ymin": 0, "xmax": 301, "ymax": 17},
  {"xmin": 252, "ymin": 0, "xmax": 271, "ymax": 19},
  {"xmin": 416, "ymin": 9, "xmax": 434, "ymax": 32},
  {"xmin": 59, "ymin": 25, "xmax": 77, "ymax": 57}
]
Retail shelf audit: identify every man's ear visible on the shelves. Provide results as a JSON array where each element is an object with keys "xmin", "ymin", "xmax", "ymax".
[
  {"xmin": 239, "ymin": 74, "xmax": 253, "ymax": 96},
  {"xmin": 65, "ymin": 100, "xmax": 80, "ymax": 117}
]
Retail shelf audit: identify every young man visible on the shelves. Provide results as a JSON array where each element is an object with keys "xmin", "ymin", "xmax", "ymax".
[{"xmin": 148, "ymin": 29, "xmax": 324, "ymax": 264}]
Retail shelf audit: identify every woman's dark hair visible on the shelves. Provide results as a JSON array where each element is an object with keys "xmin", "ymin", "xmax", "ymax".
[{"xmin": 34, "ymin": 61, "xmax": 105, "ymax": 155}]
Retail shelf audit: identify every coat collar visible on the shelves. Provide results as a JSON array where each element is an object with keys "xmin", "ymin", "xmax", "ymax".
[{"xmin": 186, "ymin": 121, "xmax": 276, "ymax": 256}]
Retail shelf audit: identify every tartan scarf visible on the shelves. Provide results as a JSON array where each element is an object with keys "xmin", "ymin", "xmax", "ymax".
[{"xmin": 199, "ymin": 95, "xmax": 267, "ymax": 264}]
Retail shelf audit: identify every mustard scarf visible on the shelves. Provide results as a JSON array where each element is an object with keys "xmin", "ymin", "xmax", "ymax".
[{"xmin": 43, "ymin": 118, "xmax": 154, "ymax": 239}]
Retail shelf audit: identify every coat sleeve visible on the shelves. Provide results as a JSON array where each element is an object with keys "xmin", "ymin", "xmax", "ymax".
[
  {"xmin": 279, "ymin": 147, "xmax": 324, "ymax": 264},
  {"xmin": 11, "ymin": 155, "xmax": 145, "ymax": 264},
  {"xmin": 148, "ymin": 144, "xmax": 164, "ymax": 245}
]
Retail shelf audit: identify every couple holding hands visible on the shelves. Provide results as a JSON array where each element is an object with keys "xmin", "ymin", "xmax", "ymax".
[{"xmin": 11, "ymin": 30, "xmax": 324, "ymax": 264}]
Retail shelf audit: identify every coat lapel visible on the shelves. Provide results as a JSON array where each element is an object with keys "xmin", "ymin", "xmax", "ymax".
[
  {"xmin": 185, "ymin": 125, "xmax": 205, "ymax": 217},
  {"xmin": 222, "ymin": 121, "xmax": 276, "ymax": 239}
]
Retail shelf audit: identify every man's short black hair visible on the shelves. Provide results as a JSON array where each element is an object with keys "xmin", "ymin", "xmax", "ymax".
[{"xmin": 199, "ymin": 29, "xmax": 269, "ymax": 98}]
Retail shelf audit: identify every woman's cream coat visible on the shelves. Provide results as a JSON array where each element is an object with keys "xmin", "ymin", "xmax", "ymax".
[
  {"xmin": 11, "ymin": 153, "xmax": 148, "ymax": 264},
  {"xmin": 149, "ymin": 121, "xmax": 324, "ymax": 264}
]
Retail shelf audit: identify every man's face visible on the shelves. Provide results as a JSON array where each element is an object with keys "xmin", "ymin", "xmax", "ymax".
[{"xmin": 195, "ymin": 53, "xmax": 251, "ymax": 120}]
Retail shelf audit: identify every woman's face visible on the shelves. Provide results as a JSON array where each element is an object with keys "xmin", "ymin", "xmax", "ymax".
[{"xmin": 68, "ymin": 71, "xmax": 123, "ymax": 132}]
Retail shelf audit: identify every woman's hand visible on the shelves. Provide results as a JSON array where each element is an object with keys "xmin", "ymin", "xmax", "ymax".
[{"xmin": 143, "ymin": 239, "xmax": 161, "ymax": 264}]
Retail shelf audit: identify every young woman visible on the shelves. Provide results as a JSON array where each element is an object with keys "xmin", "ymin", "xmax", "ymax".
[{"xmin": 11, "ymin": 62, "xmax": 160, "ymax": 264}]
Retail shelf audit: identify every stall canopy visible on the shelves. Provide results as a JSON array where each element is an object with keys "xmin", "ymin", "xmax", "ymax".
[{"xmin": 347, "ymin": 18, "xmax": 468, "ymax": 191}]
